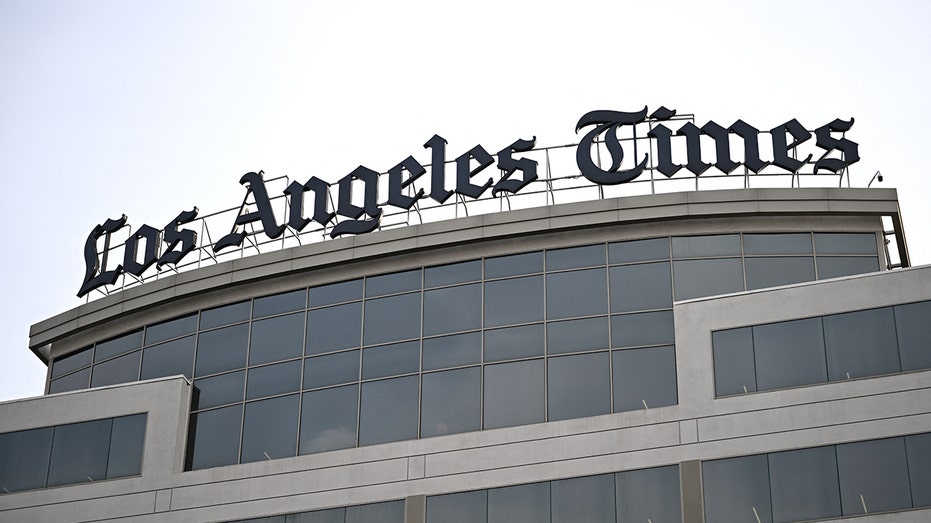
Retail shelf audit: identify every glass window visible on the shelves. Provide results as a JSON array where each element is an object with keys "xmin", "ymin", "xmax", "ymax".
[
  {"xmin": 895, "ymin": 300, "xmax": 931, "ymax": 371},
  {"xmin": 702, "ymin": 454, "xmax": 772, "ymax": 523},
  {"xmin": 547, "ymin": 317, "xmax": 609, "ymax": 355},
  {"xmin": 546, "ymin": 268, "xmax": 608, "ymax": 320},
  {"xmin": 753, "ymin": 318, "xmax": 827, "ymax": 390},
  {"xmin": 362, "ymin": 341, "xmax": 420, "ymax": 380},
  {"xmin": 193, "ymin": 370, "xmax": 245, "ymax": 410},
  {"xmin": 51, "ymin": 346, "xmax": 93, "ymax": 378},
  {"xmin": 611, "ymin": 310, "xmax": 675, "ymax": 348},
  {"xmin": 616, "ymin": 465, "xmax": 681, "ymax": 523},
  {"xmin": 484, "ymin": 359, "xmax": 545, "ymax": 429},
  {"xmin": 836, "ymin": 437, "xmax": 911, "ymax": 515},
  {"xmin": 48, "ymin": 367, "xmax": 91, "ymax": 394},
  {"xmin": 423, "ymin": 283, "xmax": 482, "ymax": 336},
  {"xmin": 200, "ymin": 301, "xmax": 251, "ymax": 330},
  {"xmin": 107, "ymin": 413, "xmax": 146, "ymax": 479},
  {"xmin": 247, "ymin": 360, "xmax": 302, "ymax": 400},
  {"xmin": 303, "ymin": 350, "xmax": 359, "ymax": 389},
  {"xmin": 485, "ymin": 251, "xmax": 543, "ymax": 279},
  {"xmin": 249, "ymin": 312, "xmax": 305, "ymax": 365},
  {"xmin": 91, "ymin": 350, "xmax": 141, "ymax": 387},
  {"xmin": 145, "ymin": 314, "xmax": 197, "ymax": 345},
  {"xmin": 195, "ymin": 323, "xmax": 249, "ymax": 376},
  {"xmin": 610, "ymin": 262, "xmax": 672, "ymax": 312},
  {"xmin": 141, "ymin": 335, "xmax": 195, "ymax": 380},
  {"xmin": 0, "ymin": 427, "xmax": 53, "ymax": 493},
  {"xmin": 484, "ymin": 275, "xmax": 544, "ymax": 328},
  {"xmin": 421, "ymin": 367, "xmax": 481, "ymax": 438},
  {"xmin": 359, "ymin": 376, "xmax": 419, "ymax": 446},
  {"xmin": 487, "ymin": 482, "xmax": 550, "ymax": 523},
  {"xmin": 613, "ymin": 346, "xmax": 677, "ymax": 412},
  {"xmin": 287, "ymin": 508, "xmax": 344, "ymax": 523},
  {"xmin": 906, "ymin": 432, "xmax": 931, "ymax": 508},
  {"xmin": 187, "ymin": 404, "xmax": 242, "ymax": 470},
  {"xmin": 609, "ymin": 237, "xmax": 670, "ymax": 264},
  {"xmin": 427, "ymin": 490, "xmax": 487, "ymax": 523},
  {"xmin": 673, "ymin": 258, "xmax": 744, "ymax": 301},
  {"xmin": 425, "ymin": 260, "xmax": 482, "ymax": 288},
  {"xmin": 253, "ymin": 289, "xmax": 306, "ymax": 319},
  {"xmin": 546, "ymin": 244, "xmax": 605, "ymax": 271},
  {"xmin": 744, "ymin": 233, "xmax": 813, "ymax": 255},
  {"xmin": 94, "ymin": 330, "xmax": 143, "ymax": 362},
  {"xmin": 306, "ymin": 302, "xmax": 362, "ymax": 355},
  {"xmin": 299, "ymin": 385, "xmax": 358, "ymax": 454},
  {"xmin": 47, "ymin": 419, "xmax": 111, "ymax": 486},
  {"xmin": 484, "ymin": 324, "xmax": 544, "ymax": 362},
  {"xmin": 363, "ymin": 292, "xmax": 422, "ymax": 346},
  {"xmin": 309, "ymin": 279, "xmax": 363, "ymax": 308},
  {"xmin": 768, "ymin": 446, "xmax": 841, "ymax": 523},
  {"xmin": 551, "ymin": 474, "xmax": 614, "ymax": 522},
  {"xmin": 547, "ymin": 352, "xmax": 610, "ymax": 421},
  {"xmin": 823, "ymin": 307, "xmax": 900, "ymax": 380},
  {"xmin": 423, "ymin": 332, "xmax": 481, "ymax": 371},
  {"xmin": 817, "ymin": 256, "xmax": 880, "ymax": 279},
  {"xmin": 712, "ymin": 327, "xmax": 757, "ymax": 396},
  {"xmin": 241, "ymin": 394, "xmax": 299, "ymax": 463},
  {"xmin": 366, "ymin": 269, "xmax": 421, "ymax": 297},
  {"xmin": 345, "ymin": 500, "xmax": 405, "ymax": 523},
  {"xmin": 672, "ymin": 234, "xmax": 740, "ymax": 258},
  {"xmin": 745, "ymin": 257, "xmax": 816, "ymax": 290},
  {"xmin": 814, "ymin": 233, "xmax": 877, "ymax": 255}
]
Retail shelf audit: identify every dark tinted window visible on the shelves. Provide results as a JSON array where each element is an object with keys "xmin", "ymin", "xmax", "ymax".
[
  {"xmin": 427, "ymin": 490, "xmax": 487, "ymax": 523},
  {"xmin": 421, "ymin": 367, "xmax": 481, "ymax": 438},
  {"xmin": 47, "ymin": 419, "xmax": 111, "ymax": 486},
  {"xmin": 610, "ymin": 262, "xmax": 672, "ymax": 312},
  {"xmin": 107, "ymin": 414, "xmax": 146, "ymax": 479},
  {"xmin": 91, "ymin": 350, "xmax": 140, "ymax": 387},
  {"xmin": 423, "ymin": 284, "xmax": 482, "ymax": 336},
  {"xmin": 616, "ymin": 465, "xmax": 682, "ymax": 523},
  {"xmin": 195, "ymin": 323, "xmax": 249, "ymax": 376},
  {"xmin": 366, "ymin": 269, "xmax": 421, "ymax": 297},
  {"xmin": 753, "ymin": 318, "xmax": 827, "ymax": 390},
  {"xmin": 823, "ymin": 307, "xmax": 900, "ymax": 380},
  {"xmin": 609, "ymin": 237, "xmax": 670, "ymax": 264},
  {"xmin": 547, "ymin": 352, "xmax": 610, "ymax": 421},
  {"xmin": 253, "ymin": 289, "xmax": 306, "ymax": 318},
  {"xmin": 546, "ymin": 268, "xmax": 608, "ymax": 320},
  {"xmin": 425, "ymin": 260, "xmax": 482, "ymax": 288},
  {"xmin": 836, "ymin": 437, "xmax": 911, "ymax": 515},
  {"xmin": 363, "ymin": 293, "xmax": 422, "ymax": 346},
  {"xmin": 673, "ymin": 258, "xmax": 744, "ymax": 301},
  {"xmin": 547, "ymin": 317, "xmax": 609, "ymax": 355},
  {"xmin": 359, "ymin": 376, "xmax": 419, "ymax": 445},
  {"xmin": 187, "ymin": 405, "xmax": 242, "ymax": 470},
  {"xmin": 744, "ymin": 233, "xmax": 812, "ymax": 255},
  {"xmin": 906, "ymin": 433, "xmax": 931, "ymax": 508},
  {"xmin": 193, "ymin": 371, "xmax": 245, "ymax": 410},
  {"xmin": 0, "ymin": 427, "xmax": 52, "ymax": 492},
  {"xmin": 422, "ymin": 332, "xmax": 481, "ymax": 371},
  {"xmin": 94, "ymin": 330, "xmax": 143, "ymax": 362},
  {"xmin": 49, "ymin": 367, "xmax": 91, "ymax": 394},
  {"xmin": 546, "ymin": 244, "xmax": 605, "ymax": 270},
  {"xmin": 484, "ymin": 360, "xmax": 545, "ymax": 429},
  {"xmin": 200, "ymin": 301, "xmax": 251, "ymax": 330},
  {"xmin": 362, "ymin": 341, "xmax": 420, "ymax": 380},
  {"xmin": 246, "ymin": 360, "xmax": 302, "ymax": 400},
  {"xmin": 768, "ymin": 446, "xmax": 841, "ymax": 522},
  {"xmin": 51, "ymin": 347, "xmax": 93, "ymax": 378},
  {"xmin": 309, "ymin": 279, "xmax": 362, "ymax": 308},
  {"xmin": 241, "ymin": 394, "xmax": 299, "ymax": 463},
  {"xmin": 485, "ymin": 251, "xmax": 543, "ymax": 279},
  {"xmin": 551, "ymin": 474, "xmax": 614, "ymax": 522},
  {"xmin": 702, "ymin": 454, "xmax": 772, "ymax": 523},
  {"xmin": 303, "ymin": 350, "xmax": 359, "ymax": 389},
  {"xmin": 896, "ymin": 301, "xmax": 931, "ymax": 371},
  {"xmin": 817, "ymin": 256, "xmax": 880, "ymax": 279},
  {"xmin": 745, "ymin": 257, "xmax": 815, "ymax": 290},
  {"xmin": 814, "ymin": 232, "xmax": 877, "ymax": 255},
  {"xmin": 712, "ymin": 327, "xmax": 756, "ymax": 396},
  {"xmin": 345, "ymin": 500, "xmax": 405, "ymax": 523},
  {"xmin": 249, "ymin": 312, "xmax": 305, "ymax": 365},
  {"xmin": 141, "ymin": 335, "xmax": 195, "ymax": 380},
  {"xmin": 484, "ymin": 276, "xmax": 544, "ymax": 327},
  {"xmin": 145, "ymin": 314, "xmax": 197, "ymax": 345},
  {"xmin": 306, "ymin": 302, "xmax": 362, "ymax": 355},
  {"xmin": 672, "ymin": 234, "xmax": 740, "ymax": 258},
  {"xmin": 611, "ymin": 311, "xmax": 674, "ymax": 348},
  {"xmin": 299, "ymin": 385, "xmax": 358, "ymax": 454},
  {"xmin": 487, "ymin": 482, "xmax": 550, "ymax": 523},
  {"xmin": 612, "ymin": 346, "xmax": 677, "ymax": 412},
  {"xmin": 484, "ymin": 324, "xmax": 544, "ymax": 362}
]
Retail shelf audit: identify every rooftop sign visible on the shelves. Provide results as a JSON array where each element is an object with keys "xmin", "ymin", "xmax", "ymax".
[{"xmin": 78, "ymin": 107, "xmax": 859, "ymax": 298}]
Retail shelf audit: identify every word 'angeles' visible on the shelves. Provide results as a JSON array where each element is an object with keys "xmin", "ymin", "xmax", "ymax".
[{"xmin": 78, "ymin": 107, "xmax": 860, "ymax": 297}]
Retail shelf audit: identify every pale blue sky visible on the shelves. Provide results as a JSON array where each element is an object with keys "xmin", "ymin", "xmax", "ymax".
[{"xmin": 2, "ymin": 0, "xmax": 930, "ymax": 401}]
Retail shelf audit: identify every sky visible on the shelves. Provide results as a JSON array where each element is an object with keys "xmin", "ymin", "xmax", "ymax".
[{"xmin": 1, "ymin": 0, "xmax": 930, "ymax": 402}]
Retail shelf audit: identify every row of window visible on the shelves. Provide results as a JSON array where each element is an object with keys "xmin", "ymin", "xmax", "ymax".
[
  {"xmin": 713, "ymin": 299, "xmax": 931, "ymax": 396},
  {"xmin": 229, "ymin": 500, "xmax": 404, "ymax": 523},
  {"xmin": 0, "ymin": 414, "xmax": 146, "ymax": 494}
]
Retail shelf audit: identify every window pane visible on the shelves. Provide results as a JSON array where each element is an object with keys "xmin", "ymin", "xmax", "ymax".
[
  {"xmin": 609, "ymin": 237, "xmax": 670, "ymax": 264},
  {"xmin": 546, "ymin": 268, "xmax": 608, "ymax": 320},
  {"xmin": 362, "ymin": 341, "xmax": 420, "ymax": 379},
  {"xmin": 200, "ymin": 301, "xmax": 251, "ymax": 330},
  {"xmin": 611, "ymin": 310, "xmax": 675, "ymax": 348},
  {"xmin": 814, "ymin": 233, "xmax": 877, "ymax": 255},
  {"xmin": 753, "ymin": 318, "xmax": 827, "ymax": 390},
  {"xmin": 836, "ymin": 437, "xmax": 911, "ymax": 515},
  {"xmin": 547, "ymin": 352, "xmax": 610, "ymax": 421},
  {"xmin": 673, "ymin": 258, "xmax": 744, "ymax": 301},
  {"xmin": 423, "ymin": 283, "xmax": 482, "ymax": 336},
  {"xmin": 195, "ymin": 323, "xmax": 249, "ymax": 376},
  {"xmin": 546, "ymin": 244, "xmax": 605, "ymax": 270},
  {"xmin": 769, "ymin": 447, "xmax": 841, "ymax": 523},
  {"xmin": 299, "ymin": 385, "xmax": 358, "ymax": 454},
  {"xmin": 363, "ymin": 293, "xmax": 422, "ymax": 346},
  {"xmin": 0, "ymin": 427, "xmax": 53, "ymax": 492},
  {"xmin": 817, "ymin": 256, "xmax": 880, "ymax": 279},
  {"xmin": 309, "ymin": 279, "xmax": 362, "ymax": 308},
  {"xmin": 427, "ymin": 490, "xmax": 487, "ymax": 523},
  {"xmin": 47, "ymin": 419, "xmax": 112, "ymax": 486},
  {"xmin": 304, "ymin": 350, "xmax": 359, "ymax": 389},
  {"xmin": 702, "ymin": 454, "xmax": 772, "ymax": 523},
  {"xmin": 51, "ymin": 346, "xmax": 93, "ymax": 378},
  {"xmin": 672, "ymin": 234, "xmax": 740, "ymax": 258},
  {"xmin": 906, "ymin": 432, "xmax": 931, "ymax": 508},
  {"xmin": 49, "ymin": 367, "xmax": 91, "ymax": 394},
  {"xmin": 287, "ymin": 508, "xmax": 344, "ymax": 523},
  {"xmin": 485, "ymin": 251, "xmax": 543, "ymax": 279},
  {"xmin": 823, "ymin": 307, "xmax": 900, "ymax": 380},
  {"xmin": 423, "ymin": 332, "xmax": 481, "ymax": 370},
  {"xmin": 359, "ymin": 376, "xmax": 419, "ymax": 446},
  {"xmin": 306, "ymin": 302, "xmax": 362, "ymax": 355},
  {"xmin": 241, "ymin": 394, "xmax": 299, "ymax": 463},
  {"xmin": 249, "ymin": 313, "xmax": 305, "ymax": 365},
  {"xmin": 247, "ymin": 360, "xmax": 302, "ymax": 400},
  {"xmin": 187, "ymin": 404, "xmax": 242, "ymax": 470},
  {"xmin": 193, "ymin": 370, "xmax": 245, "ymax": 410},
  {"xmin": 366, "ymin": 269, "xmax": 421, "ymax": 297},
  {"xmin": 712, "ymin": 328, "xmax": 757, "ymax": 396},
  {"xmin": 744, "ymin": 233, "xmax": 813, "ymax": 255},
  {"xmin": 91, "ymin": 350, "xmax": 141, "ymax": 387},
  {"xmin": 547, "ymin": 317, "xmax": 609, "ymax": 355},
  {"xmin": 610, "ymin": 262, "xmax": 672, "ymax": 312},
  {"xmin": 253, "ymin": 289, "xmax": 306, "ymax": 318},
  {"xmin": 345, "ymin": 500, "xmax": 405, "ymax": 523},
  {"xmin": 425, "ymin": 260, "xmax": 482, "ymax": 288},
  {"xmin": 488, "ymin": 482, "xmax": 550, "ymax": 523},
  {"xmin": 484, "ymin": 276, "xmax": 544, "ymax": 327},
  {"xmin": 145, "ymin": 314, "xmax": 197, "ymax": 345},
  {"xmin": 141, "ymin": 335, "xmax": 195, "ymax": 380},
  {"xmin": 895, "ymin": 300, "xmax": 931, "ymax": 371},
  {"xmin": 485, "ymin": 324, "xmax": 544, "ymax": 362},
  {"xmin": 745, "ymin": 257, "xmax": 816, "ymax": 290},
  {"xmin": 484, "ymin": 360, "xmax": 545, "ymax": 429},
  {"xmin": 552, "ymin": 474, "xmax": 614, "ymax": 523},
  {"xmin": 617, "ymin": 465, "xmax": 681, "ymax": 523},
  {"xmin": 613, "ymin": 346, "xmax": 677, "ymax": 412},
  {"xmin": 95, "ymin": 330, "xmax": 143, "ymax": 362},
  {"xmin": 421, "ymin": 367, "xmax": 481, "ymax": 438},
  {"xmin": 107, "ymin": 413, "xmax": 146, "ymax": 479}
]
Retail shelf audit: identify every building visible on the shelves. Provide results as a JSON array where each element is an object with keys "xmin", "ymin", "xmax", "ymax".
[{"xmin": 2, "ymin": 117, "xmax": 931, "ymax": 522}]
